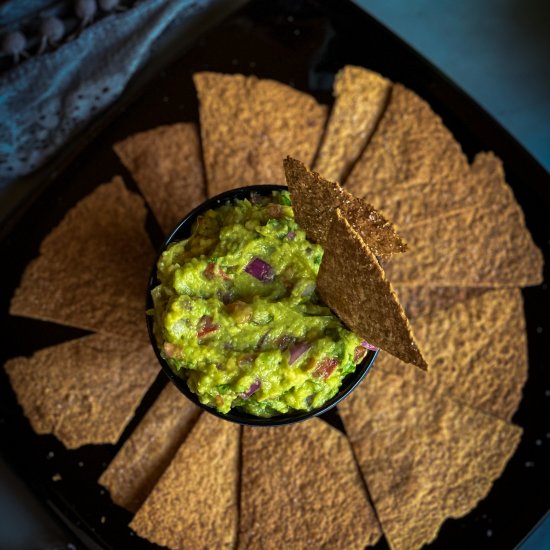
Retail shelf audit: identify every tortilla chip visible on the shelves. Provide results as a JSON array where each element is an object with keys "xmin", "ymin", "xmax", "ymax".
[
  {"xmin": 9, "ymin": 177, "xmax": 154, "ymax": 342},
  {"xmin": 284, "ymin": 157, "xmax": 406, "ymax": 257},
  {"xmin": 339, "ymin": 367, "xmax": 523, "ymax": 550},
  {"xmin": 114, "ymin": 123, "xmax": 206, "ymax": 235},
  {"xmin": 194, "ymin": 72, "xmax": 327, "ymax": 196},
  {"xmin": 314, "ymin": 65, "xmax": 391, "ymax": 182},
  {"xmin": 317, "ymin": 209, "xmax": 426, "ymax": 368},
  {"xmin": 345, "ymin": 83, "xmax": 469, "ymax": 196},
  {"xmin": 130, "ymin": 414, "xmax": 240, "ymax": 549},
  {"xmin": 376, "ymin": 288, "xmax": 527, "ymax": 421},
  {"xmin": 4, "ymin": 334, "xmax": 157, "ymax": 449},
  {"xmin": 361, "ymin": 151, "xmax": 517, "ymax": 226},
  {"xmin": 238, "ymin": 419, "xmax": 381, "ymax": 549},
  {"xmin": 394, "ymin": 286, "xmax": 490, "ymax": 319},
  {"xmin": 383, "ymin": 202, "xmax": 544, "ymax": 287},
  {"xmin": 98, "ymin": 383, "xmax": 201, "ymax": 513}
]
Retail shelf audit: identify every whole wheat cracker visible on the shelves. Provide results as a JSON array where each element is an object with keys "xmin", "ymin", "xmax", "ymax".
[
  {"xmin": 99, "ymin": 383, "xmax": 201, "ymax": 513},
  {"xmin": 4, "ymin": 333, "xmax": 158, "ymax": 449},
  {"xmin": 314, "ymin": 65, "xmax": 391, "ymax": 182},
  {"xmin": 339, "ymin": 367, "xmax": 522, "ymax": 550},
  {"xmin": 238, "ymin": 419, "xmax": 382, "ymax": 550},
  {"xmin": 376, "ymin": 288, "xmax": 528, "ymax": 421},
  {"xmin": 114, "ymin": 123, "xmax": 206, "ymax": 235},
  {"xmin": 130, "ymin": 414, "xmax": 240, "ymax": 550},
  {"xmin": 284, "ymin": 156, "xmax": 406, "ymax": 256},
  {"xmin": 194, "ymin": 72, "xmax": 327, "ymax": 196},
  {"xmin": 382, "ymin": 202, "xmax": 543, "ymax": 287},
  {"xmin": 345, "ymin": 83, "xmax": 469, "ymax": 196},
  {"xmin": 317, "ymin": 209, "xmax": 426, "ymax": 368},
  {"xmin": 9, "ymin": 177, "xmax": 154, "ymax": 342}
]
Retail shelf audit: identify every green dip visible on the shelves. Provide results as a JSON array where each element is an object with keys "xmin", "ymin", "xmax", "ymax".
[{"xmin": 151, "ymin": 191, "xmax": 368, "ymax": 417}]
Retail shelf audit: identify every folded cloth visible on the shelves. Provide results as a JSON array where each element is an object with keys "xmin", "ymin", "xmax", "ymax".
[{"xmin": 0, "ymin": 0, "xmax": 212, "ymax": 189}]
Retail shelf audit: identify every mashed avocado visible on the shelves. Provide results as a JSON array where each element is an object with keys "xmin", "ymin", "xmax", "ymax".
[{"xmin": 151, "ymin": 191, "xmax": 368, "ymax": 417}]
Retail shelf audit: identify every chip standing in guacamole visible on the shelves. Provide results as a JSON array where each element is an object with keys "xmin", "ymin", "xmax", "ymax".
[{"xmin": 151, "ymin": 191, "xmax": 370, "ymax": 417}]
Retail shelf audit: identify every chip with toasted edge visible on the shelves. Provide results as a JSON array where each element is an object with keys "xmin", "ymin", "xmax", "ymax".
[
  {"xmin": 383, "ymin": 202, "xmax": 544, "ymax": 287},
  {"xmin": 238, "ymin": 419, "xmax": 382, "ymax": 550},
  {"xmin": 377, "ymin": 288, "xmax": 527, "ymax": 421},
  {"xmin": 114, "ymin": 123, "xmax": 206, "ymax": 235},
  {"xmin": 284, "ymin": 157, "xmax": 407, "ymax": 256},
  {"xmin": 345, "ymin": 83, "xmax": 469, "ymax": 196},
  {"xmin": 317, "ymin": 208, "xmax": 426, "ymax": 368},
  {"xmin": 314, "ymin": 65, "xmax": 391, "ymax": 182},
  {"xmin": 130, "ymin": 414, "xmax": 240, "ymax": 550},
  {"xmin": 98, "ymin": 384, "xmax": 201, "ymax": 513},
  {"xmin": 394, "ymin": 285, "xmax": 489, "ymax": 319},
  {"xmin": 194, "ymin": 72, "xmax": 327, "ymax": 197},
  {"xmin": 9, "ymin": 177, "xmax": 154, "ymax": 342},
  {"xmin": 3, "ymin": 334, "xmax": 158, "ymax": 449},
  {"xmin": 339, "ymin": 367, "xmax": 523, "ymax": 550},
  {"xmin": 361, "ymin": 151, "xmax": 517, "ymax": 226}
]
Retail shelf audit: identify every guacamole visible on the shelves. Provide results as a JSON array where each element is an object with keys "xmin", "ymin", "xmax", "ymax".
[{"xmin": 151, "ymin": 191, "xmax": 369, "ymax": 417}]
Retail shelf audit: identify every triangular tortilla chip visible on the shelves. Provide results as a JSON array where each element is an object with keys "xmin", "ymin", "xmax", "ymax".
[
  {"xmin": 361, "ymin": 151, "xmax": 517, "ymax": 226},
  {"xmin": 376, "ymin": 288, "xmax": 528, "ymax": 421},
  {"xmin": 10, "ymin": 177, "xmax": 154, "ymax": 342},
  {"xmin": 394, "ymin": 285, "xmax": 489, "ymax": 319},
  {"xmin": 317, "ymin": 209, "xmax": 426, "ymax": 368},
  {"xmin": 284, "ymin": 157, "xmax": 406, "ymax": 256},
  {"xmin": 114, "ymin": 123, "xmax": 206, "ymax": 235},
  {"xmin": 383, "ymin": 202, "xmax": 543, "ymax": 287},
  {"xmin": 99, "ymin": 383, "xmax": 201, "ymax": 513},
  {"xmin": 345, "ymin": 83, "xmax": 469, "ymax": 196},
  {"xmin": 194, "ymin": 72, "xmax": 327, "ymax": 196},
  {"xmin": 130, "ymin": 414, "xmax": 240, "ymax": 549},
  {"xmin": 339, "ymin": 367, "xmax": 522, "ymax": 550},
  {"xmin": 4, "ymin": 334, "xmax": 157, "ymax": 449},
  {"xmin": 314, "ymin": 65, "xmax": 391, "ymax": 182},
  {"xmin": 238, "ymin": 419, "xmax": 381, "ymax": 549}
]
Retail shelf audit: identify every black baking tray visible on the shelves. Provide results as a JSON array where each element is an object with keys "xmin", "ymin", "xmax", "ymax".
[{"xmin": 1, "ymin": 0, "xmax": 549, "ymax": 548}]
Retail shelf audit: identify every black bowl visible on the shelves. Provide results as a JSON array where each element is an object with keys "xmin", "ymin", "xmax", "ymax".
[{"xmin": 146, "ymin": 185, "xmax": 378, "ymax": 426}]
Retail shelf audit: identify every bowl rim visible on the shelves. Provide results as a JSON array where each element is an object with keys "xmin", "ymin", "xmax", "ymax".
[{"xmin": 145, "ymin": 184, "xmax": 378, "ymax": 427}]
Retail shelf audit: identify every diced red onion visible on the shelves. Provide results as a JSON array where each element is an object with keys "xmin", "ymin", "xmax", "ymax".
[
  {"xmin": 361, "ymin": 340, "xmax": 378, "ymax": 351},
  {"xmin": 353, "ymin": 345, "xmax": 367, "ymax": 363},
  {"xmin": 203, "ymin": 262, "xmax": 215, "ymax": 280},
  {"xmin": 197, "ymin": 315, "xmax": 218, "ymax": 339},
  {"xmin": 286, "ymin": 230, "xmax": 296, "ymax": 240},
  {"xmin": 289, "ymin": 341, "xmax": 311, "ymax": 365},
  {"xmin": 277, "ymin": 334, "xmax": 296, "ymax": 351},
  {"xmin": 244, "ymin": 257, "xmax": 275, "ymax": 282},
  {"xmin": 313, "ymin": 357, "xmax": 339, "ymax": 380},
  {"xmin": 239, "ymin": 379, "xmax": 261, "ymax": 399}
]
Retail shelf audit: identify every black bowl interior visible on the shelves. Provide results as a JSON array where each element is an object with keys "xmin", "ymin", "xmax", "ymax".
[{"xmin": 146, "ymin": 184, "xmax": 378, "ymax": 426}]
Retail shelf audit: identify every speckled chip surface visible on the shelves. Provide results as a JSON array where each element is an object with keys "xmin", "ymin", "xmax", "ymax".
[
  {"xmin": 345, "ymin": 83, "xmax": 469, "ymax": 196},
  {"xmin": 314, "ymin": 65, "xmax": 391, "ymax": 182},
  {"xmin": 130, "ymin": 414, "xmax": 240, "ymax": 550},
  {"xmin": 394, "ymin": 285, "xmax": 489, "ymax": 319},
  {"xmin": 383, "ymin": 202, "xmax": 543, "ymax": 287},
  {"xmin": 361, "ymin": 151, "xmax": 518, "ymax": 226},
  {"xmin": 376, "ymin": 288, "xmax": 528, "ymax": 421},
  {"xmin": 317, "ymin": 209, "xmax": 426, "ymax": 368},
  {"xmin": 114, "ymin": 123, "xmax": 206, "ymax": 235},
  {"xmin": 4, "ymin": 333, "xmax": 158, "ymax": 449},
  {"xmin": 99, "ymin": 384, "xmax": 201, "ymax": 513},
  {"xmin": 238, "ymin": 419, "xmax": 382, "ymax": 550},
  {"xmin": 194, "ymin": 72, "xmax": 327, "ymax": 196},
  {"xmin": 284, "ymin": 156, "xmax": 406, "ymax": 257},
  {"xmin": 9, "ymin": 177, "xmax": 154, "ymax": 342},
  {"xmin": 339, "ymin": 367, "xmax": 523, "ymax": 550}
]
